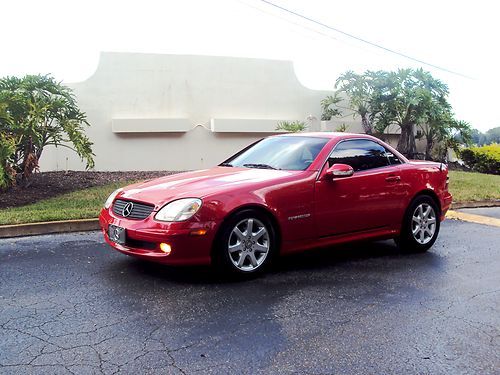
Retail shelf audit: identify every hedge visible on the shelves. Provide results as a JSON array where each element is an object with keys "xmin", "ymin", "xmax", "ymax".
[{"xmin": 460, "ymin": 143, "xmax": 500, "ymax": 175}]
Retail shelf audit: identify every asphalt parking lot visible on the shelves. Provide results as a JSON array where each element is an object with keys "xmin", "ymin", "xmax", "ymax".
[{"xmin": 0, "ymin": 219, "xmax": 499, "ymax": 374}]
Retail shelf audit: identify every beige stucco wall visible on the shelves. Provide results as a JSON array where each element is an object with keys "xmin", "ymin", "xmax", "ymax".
[{"xmin": 39, "ymin": 52, "xmax": 369, "ymax": 171}]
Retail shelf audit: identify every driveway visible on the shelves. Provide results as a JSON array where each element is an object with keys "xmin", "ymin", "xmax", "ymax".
[{"xmin": 0, "ymin": 220, "xmax": 498, "ymax": 374}]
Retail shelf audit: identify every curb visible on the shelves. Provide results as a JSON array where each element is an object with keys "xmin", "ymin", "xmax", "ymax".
[
  {"xmin": 451, "ymin": 200, "xmax": 500, "ymax": 209},
  {"xmin": 0, "ymin": 219, "xmax": 100, "ymax": 239},
  {"xmin": 0, "ymin": 200, "xmax": 499, "ymax": 239}
]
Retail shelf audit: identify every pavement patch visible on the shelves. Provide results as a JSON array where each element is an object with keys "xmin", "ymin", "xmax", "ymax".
[
  {"xmin": 457, "ymin": 207, "xmax": 500, "ymax": 220},
  {"xmin": 446, "ymin": 209, "xmax": 500, "ymax": 228}
]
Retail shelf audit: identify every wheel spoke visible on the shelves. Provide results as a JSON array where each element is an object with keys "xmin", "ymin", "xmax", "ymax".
[
  {"xmin": 252, "ymin": 227, "xmax": 266, "ymax": 240},
  {"xmin": 234, "ymin": 227, "xmax": 245, "ymax": 241},
  {"xmin": 418, "ymin": 205, "xmax": 424, "ymax": 219},
  {"xmin": 237, "ymin": 252, "xmax": 247, "ymax": 267},
  {"xmin": 412, "ymin": 225, "xmax": 420, "ymax": 236},
  {"xmin": 423, "ymin": 205, "xmax": 432, "ymax": 219},
  {"xmin": 419, "ymin": 229, "xmax": 425, "ymax": 243},
  {"xmin": 228, "ymin": 242, "xmax": 243, "ymax": 253},
  {"xmin": 246, "ymin": 219, "xmax": 254, "ymax": 236},
  {"xmin": 254, "ymin": 243, "xmax": 268, "ymax": 253},
  {"xmin": 248, "ymin": 253, "xmax": 258, "ymax": 267},
  {"xmin": 427, "ymin": 218, "xmax": 436, "ymax": 224}
]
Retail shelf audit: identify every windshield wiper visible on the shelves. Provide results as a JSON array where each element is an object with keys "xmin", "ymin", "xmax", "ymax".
[
  {"xmin": 219, "ymin": 162, "xmax": 233, "ymax": 167},
  {"xmin": 243, "ymin": 163, "xmax": 279, "ymax": 170}
]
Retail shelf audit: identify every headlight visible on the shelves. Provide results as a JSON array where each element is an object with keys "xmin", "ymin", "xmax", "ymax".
[
  {"xmin": 155, "ymin": 198, "xmax": 202, "ymax": 222},
  {"xmin": 104, "ymin": 188, "xmax": 122, "ymax": 209}
]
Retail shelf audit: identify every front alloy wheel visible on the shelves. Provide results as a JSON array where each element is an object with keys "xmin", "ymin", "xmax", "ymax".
[
  {"xmin": 215, "ymin": 209, "xmax": 276, "ymax": 275},
  {"xmin": 228, "ymin": 218, "xmax": 270, "ymax": 272}
]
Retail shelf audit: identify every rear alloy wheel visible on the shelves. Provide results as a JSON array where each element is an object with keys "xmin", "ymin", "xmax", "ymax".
[
  {"xmin": 215, "ymin": 210, "xmax": 276, "ymax": 275},
  {"xmin": 396, "ymin": 195, "xmax": 440, "ymax": 253},
  {"xmin": 411, "ymin": 203, "xmax": 437, "ymax": 245}
]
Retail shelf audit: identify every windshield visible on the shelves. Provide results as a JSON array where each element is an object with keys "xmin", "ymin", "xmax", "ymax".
[{"xmin": 221, "ymin": 136, "xmax": 329, "ymax": 171}]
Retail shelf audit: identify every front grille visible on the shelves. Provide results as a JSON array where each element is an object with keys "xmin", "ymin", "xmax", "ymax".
[{"xmin": 112, "ymin": 199, "xmax": 155, "ymax": 220}]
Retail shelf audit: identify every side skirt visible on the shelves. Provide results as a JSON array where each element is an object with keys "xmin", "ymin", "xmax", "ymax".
[{"xmin": 280, "ymin": 228, "xmax": 399, "ymax": 255}]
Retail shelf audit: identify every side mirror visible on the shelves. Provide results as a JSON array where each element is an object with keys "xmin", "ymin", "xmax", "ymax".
[{"xmin": 325, "ymin": 163, "xmax": 354, "ymax": 179}]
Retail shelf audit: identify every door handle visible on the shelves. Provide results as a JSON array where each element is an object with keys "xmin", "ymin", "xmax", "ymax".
[{"xmin": 385, "ymin": 175, "xmax": 401, "ymax": 183}]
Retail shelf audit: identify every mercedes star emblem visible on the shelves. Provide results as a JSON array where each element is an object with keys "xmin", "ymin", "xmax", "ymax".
[{"xmin": 122, "ymin": 202, "xmax": 134, "ymax": 217}]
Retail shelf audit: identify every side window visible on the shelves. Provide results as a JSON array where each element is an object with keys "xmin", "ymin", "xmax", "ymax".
[
  {"xmin": 328, "ymin": 139, "xmax": 390, "ymax": 171},
  {"xmin": 385, "ymin": 148, "xmax": 402, "ymax": 165}
]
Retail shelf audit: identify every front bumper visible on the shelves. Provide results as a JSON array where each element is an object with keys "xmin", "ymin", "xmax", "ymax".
[{"xmin": 99, "ymin": 208, "xmax": 216, "ymax": 266}]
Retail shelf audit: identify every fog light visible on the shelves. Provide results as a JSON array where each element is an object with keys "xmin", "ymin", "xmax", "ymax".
[{"xmin": 159, "ymin": 243, "xmax": 171, "ymax": 255}]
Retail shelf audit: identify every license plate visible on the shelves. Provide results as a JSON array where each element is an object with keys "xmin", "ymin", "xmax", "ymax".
[{"xmin": 108, "ymin": 224, "xmax": 126, "ymax": 244}]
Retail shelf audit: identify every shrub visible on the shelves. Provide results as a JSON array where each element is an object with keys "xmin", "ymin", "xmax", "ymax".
[
  {"xmin": 276, "ymin": 120, "xmax": 307, "ymax": 133},
  {"xmin": 0, "ymin": 74, "xmax": 94, "ymax": 190},
  {"xmin": 0, "ymin": 133, "xmax": 16, "ymax": 190},
  {"xmin": 460, "ymin": 144, "xmax": 500, "ymax": 175},
  {"xmin": 335, "ymin": 123, "xmax": 350, "ymax": 132}
]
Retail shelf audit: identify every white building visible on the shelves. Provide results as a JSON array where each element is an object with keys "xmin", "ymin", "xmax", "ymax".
[{"xmin": 40, "ymin": 52, "xmax": 388, "ymax": 172}]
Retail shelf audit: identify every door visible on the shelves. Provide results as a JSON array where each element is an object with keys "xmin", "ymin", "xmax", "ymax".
[{"xmin": 315, "ymin": 139, "xmax": 406, "ymax": 237}]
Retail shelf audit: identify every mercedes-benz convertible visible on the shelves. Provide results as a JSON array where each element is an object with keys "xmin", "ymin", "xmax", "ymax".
[{"xmin": 100, "ymin": 133, "xmax": 452, "ymax": 275}]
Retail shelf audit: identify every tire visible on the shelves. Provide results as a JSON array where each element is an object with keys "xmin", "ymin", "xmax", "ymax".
[
  {"xmin": 396, "ymin": 195, "xmax": 440, "ymax": 253},
  {"xmin": 213, "ymin": 209, "xmax": 277, "ymax": 276}
]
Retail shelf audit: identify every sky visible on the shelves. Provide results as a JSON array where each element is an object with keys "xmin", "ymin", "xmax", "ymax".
[{"xmin": 1, "ymin": 0, "xmax": 499, "ymax": 131}]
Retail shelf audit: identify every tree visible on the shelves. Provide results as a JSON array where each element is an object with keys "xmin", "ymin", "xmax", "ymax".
[
  {"xmin": 369, "ymin": 68, "xmax": 450, "ymax": 157},
  {"xmin": 0, "ymin": 75, "xmax": 94, "ymax": 188},
  {"xmin": 419, "ymin": 114, "xmax": 472, "ymax": 161},
  {"xmin": 320, "ymin": 93, "xmax": 342, "ymax": 121},
  {"xmin": 417, "ymin": 104, "xmax": 452, "ymax": 160},
  {"xmin": 448, "ymin": 120, "xmax": 473, "ymax": 154},
  {"xmin": 485, "ymin": 126, "xmax": 500, "ymax": 144},
  {"xmin": 471, "ymin": 128, "xmax": 487, "ymax": 146},
  {"xmin": 334, "ymin": 71, "xmax": 382, "ymax": 134},
  {"xmin": 321, "ymin": 68, "xmax": 463, "ymax": 158},
  {"xmin": 320, "ymin": 68, "xmax": 471, "ymax": 159},
  {"xmin": 470, "ymin": 126, "xmax": 500, "ymax": 146}
]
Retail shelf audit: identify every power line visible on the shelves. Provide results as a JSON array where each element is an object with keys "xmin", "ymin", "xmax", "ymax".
[{"xmin": 257, "ymin": 0, "xmax": 474, "ymax": 80}]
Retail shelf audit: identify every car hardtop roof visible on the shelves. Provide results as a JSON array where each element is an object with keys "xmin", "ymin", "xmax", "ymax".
[{"xmin": 271, "ymin": 132, "xmax": 376, "ymax": 140}]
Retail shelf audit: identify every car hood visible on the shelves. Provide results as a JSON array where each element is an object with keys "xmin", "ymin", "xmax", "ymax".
[{"xmin": 118, "ymin": 167, "xmax": 302, "ymax": 209}]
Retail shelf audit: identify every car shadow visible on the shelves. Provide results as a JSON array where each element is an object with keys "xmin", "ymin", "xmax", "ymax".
[
  {"xmin": 96, "ymin": 238, "xmax": 446, "ymax": 357},
  {"xmin": 106, "ymin": 239, "xmax": 442, "ymax": 286}
]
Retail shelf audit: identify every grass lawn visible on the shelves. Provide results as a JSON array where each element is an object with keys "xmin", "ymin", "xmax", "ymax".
[
  {"xmin": 0, "ymin": 181, "xmax": 135, "ymax": 225},
  {"xmin": 0, "ymin": 171, "xmax": 499, "ymax": 225},
  {"xmin": 448, "ymin": 170, "xmax": 500, "ymax": 203}
]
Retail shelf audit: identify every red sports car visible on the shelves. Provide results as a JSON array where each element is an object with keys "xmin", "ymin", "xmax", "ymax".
[{"xmin": 100, "ymin": 133, "xmax": 452, "ymax": 274}]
